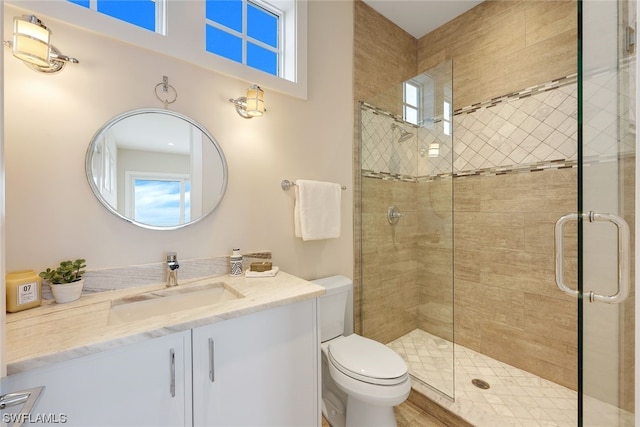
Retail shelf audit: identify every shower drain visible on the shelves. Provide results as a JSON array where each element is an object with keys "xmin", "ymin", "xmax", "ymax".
[{"xmin": 472, "ymin": 379, "xmax": 490, "ymax": 390}]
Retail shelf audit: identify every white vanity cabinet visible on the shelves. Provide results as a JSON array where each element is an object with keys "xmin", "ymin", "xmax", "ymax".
[
  {"xmin": 1, "ymin": 331, "xmax": 192, "ymax": 426},
  {"xmin": 192, "ymin": 299, "xmax": 320, "ymax": 426},
  {"xmin": 2, "ymin": 298, "xmax": 320, "ymax": 426}
]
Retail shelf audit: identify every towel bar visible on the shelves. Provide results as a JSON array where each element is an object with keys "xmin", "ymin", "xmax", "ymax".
[{"xmin": 281, "ymin": 179, "xmax": 346, "ymax": 191}]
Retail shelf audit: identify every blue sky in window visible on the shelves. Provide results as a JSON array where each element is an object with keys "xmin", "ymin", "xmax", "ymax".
[
  {"xmin": 68, "ymin": 0, "xmax": 278, "ymax": 75},
  {"xmin": 206, "ymin": 0, "xmax": 279, "ymax": 76},
  {"xmin": 68, "ymin": 0, "xmax": 90, "ymax": 7},
  {"xmin": 247, "ymin": 4, "xmax": 278, "ymax": 48},
  {"xmin": 206, "ymin": 26, "xmax": 243, "ymax": 63},
  {"xmin": 247, "ymin": 43, "xmax": 277, "ymax": 75},
  {"xmin": 206, "ymin": 0, "xmax": 242, "ymax": 32},
  {"xmin": 135, "ymin": 180, "xmax": 190, "ymax": 226},
  {"xmin": 67, "ymin": 0, "xmax": 155, "ymax": 32}
]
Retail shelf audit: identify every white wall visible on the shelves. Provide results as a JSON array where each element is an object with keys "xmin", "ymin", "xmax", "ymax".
[{"xmin": 2, "ymin": 1, "xmax": 354, "ymax": 281}]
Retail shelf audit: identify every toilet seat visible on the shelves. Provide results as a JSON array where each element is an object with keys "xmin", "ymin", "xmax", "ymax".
[{"xmin": 328, "ymin": 335, "xmax": 408, "ymax": 386}]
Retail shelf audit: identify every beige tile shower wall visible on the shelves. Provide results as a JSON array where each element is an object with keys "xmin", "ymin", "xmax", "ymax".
[
  {"xmin": 354, "ymin": 0, "xmax": 417, "ymax": 113},
  {"xmin": 416, "ymin": 179, "xmax": 454, "ymax": 342},
  {"xmin": 361, "ymin": 178, "xmax": 419, "ymax": 343},
  {"xmin": 453, "ymin": 167, "xmax": 578, "ymax": 390},
  {"xmin": 418, "ymin": 0, "xmax": 577, "ymax": 110},
  {"xmin": 354, "ymin": 0, "xmax": 418, "ymax": 335}
]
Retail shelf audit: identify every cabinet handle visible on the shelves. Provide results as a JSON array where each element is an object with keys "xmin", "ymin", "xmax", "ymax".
[
  {"xmin": 208, "ymin": 338, "xmax": 215, "ymax": 383},
  {"xmin": 169, "ymin": 348, "xmax": 176, "ymax": 398}
]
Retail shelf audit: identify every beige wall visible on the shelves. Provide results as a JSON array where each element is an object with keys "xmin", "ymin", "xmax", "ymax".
[
  {"xmin": 353, "ymin": 0, "xmax": 417, "ymax": 107},
  {"xmin": 360, "ymin": 178, "xmax": 419, "ymax": 342},
  {"xmin": 418, "ymin": 0, "xmax": 576, "ymax": 109},
  {"xmin": 3, "ymin": 2, "xmax": 354, "ymax": 281},
  {"xmin": 454, "ymin": 169, "xmax": 578, "ymax": 390}
]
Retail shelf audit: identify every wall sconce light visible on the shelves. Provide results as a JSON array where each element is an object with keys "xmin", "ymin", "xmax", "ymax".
[
  {"xmin": 229, "ymin": 84, "xmax": 265, "ymax": 119},
  {"xmin": 5, "ymin": 15, "xmax": 79, "ymax": 74},
  {"xmin": 428, "ymin": 143, "xmax": 440, "ymax": 158}
]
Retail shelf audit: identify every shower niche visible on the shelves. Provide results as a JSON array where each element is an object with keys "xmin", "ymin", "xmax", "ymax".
[{"xmin": 359, "ymin": 60, "xmax": 455, "ymax": 398}]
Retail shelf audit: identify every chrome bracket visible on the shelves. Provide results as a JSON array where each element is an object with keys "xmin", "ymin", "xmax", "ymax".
[{"xmin": 626, "ymin": 24, "xmax": 636, "ymax": 54}]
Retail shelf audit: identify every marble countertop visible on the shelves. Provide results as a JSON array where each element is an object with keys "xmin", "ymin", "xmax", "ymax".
[{"xmin": 5, "ymin": 271, "xmax": 325, "ymax": 375}]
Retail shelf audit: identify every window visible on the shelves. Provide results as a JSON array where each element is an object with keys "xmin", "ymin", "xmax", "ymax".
[
  {"xmin": 443, "ymin": 100, "xmax": 452, "ymax": 136},
  {"xmin": 403, "ymin": 81, "xmax": 420, "ymax": 125},
  {"xmin": 206, "ymin": 0, "xmax": 281, "ymax": 76},
  {"xmin": 23, "ymin": 0, "xmax": 308, "ymax": 98},
  {"xmin": 126, "ymin": 173, "xmax": 191, "ymax": 226},
  {"xmin": 67, "ymin": 0, "xmax": 163, "ymax": 33}
]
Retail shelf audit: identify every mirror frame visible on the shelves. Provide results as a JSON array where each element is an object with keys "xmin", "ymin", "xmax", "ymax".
[{"xmin": 85, "ymin": 108, "xmax": 228, "ymax": 230}]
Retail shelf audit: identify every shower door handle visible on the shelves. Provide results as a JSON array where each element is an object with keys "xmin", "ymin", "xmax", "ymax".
[
  {"xmin": 554, "ymin": 213, "xmax": 580, "ymax": 298},
  {"xmin": 554, "ymin": 212, "xmax": 630, "ymax": 303}
]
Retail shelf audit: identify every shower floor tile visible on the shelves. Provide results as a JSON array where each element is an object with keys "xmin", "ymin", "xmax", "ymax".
[{"xmin": 388, "ymin": 329, "xmax": 634, "ymax": 426}]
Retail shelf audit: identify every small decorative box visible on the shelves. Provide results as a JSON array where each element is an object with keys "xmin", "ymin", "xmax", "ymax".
[{"xmin": 250, "ymin": 262, "xmax": 273, "ymax": 272}]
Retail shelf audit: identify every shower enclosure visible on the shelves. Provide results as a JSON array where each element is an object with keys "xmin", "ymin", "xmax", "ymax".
[{"xmin": 357, "ymin": 0, "xmax": 635, "ymax": 424}]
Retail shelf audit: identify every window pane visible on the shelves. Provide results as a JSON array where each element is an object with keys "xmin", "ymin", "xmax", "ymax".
[
  {"xmin": 206, "ymin": 0, "xmax": 242, "ymax": 32},
  {"xmin": 97, "ymin": 1, "xmax": 156, "ymax": 32},
  {"xmin": 206, "ymin": 25, "xmax": 243, "ymax": 63},
  {"xmin": 405, "ymin": 106, "xmax": 418, "ymax": 125},
  {"xmin": 135, "ymin": 180, "xmax": 181, "ymax": 226},
  {"xmin": 248, "ymin": 3, "xmax": 278, "ymax": 48},
  {"xmin": 247, "ymin": 42, "xmax": 278, "ymax": 75},
  {"xmin": 405, "ymin": 83, "xmax": 418, "ymax": 107},
  {"xmin": 68, "ymin": 0, "xmax": 90, "ymax": 7},
  {"xmin": 444, "ymin": 101, "xmax": 451, "ymax": 120},
  {"xmin": 444, "ymin": 120, "xmax": 451, "ymax": 136}
]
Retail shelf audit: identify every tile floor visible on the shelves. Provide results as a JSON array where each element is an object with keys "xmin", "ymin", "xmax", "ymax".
[{"xmin": 388, "ymin": 329, "xmax": 634, "ymax": 427}]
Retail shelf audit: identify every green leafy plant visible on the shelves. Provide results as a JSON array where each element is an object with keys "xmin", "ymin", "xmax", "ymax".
[{"xmin": 39, "ymin": 259, "xmax": 87, "ymax": 285}]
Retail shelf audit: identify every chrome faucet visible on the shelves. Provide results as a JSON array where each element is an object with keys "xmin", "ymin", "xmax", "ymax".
[{"xmin": 166, "ymin": 252, "xmax": 180, "ymax": 287}]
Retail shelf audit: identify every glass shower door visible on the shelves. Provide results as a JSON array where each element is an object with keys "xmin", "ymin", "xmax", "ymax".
[
  {"xmin": 579, "ymin": 0, "xmax": 636, "ymax": 425},
  {"xmin": 359, "ymin": 60, "xmax": 455, "ymax": 399}
]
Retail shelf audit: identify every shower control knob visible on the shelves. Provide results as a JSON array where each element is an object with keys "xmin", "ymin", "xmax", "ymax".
[{"xmin": 387, "ymin": 206, "xmax": 402, "ymax": 225}]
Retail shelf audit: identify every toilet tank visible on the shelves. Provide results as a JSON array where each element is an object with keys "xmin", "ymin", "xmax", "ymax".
[{"xmin": 312, "ymin": 275, "xmax": 354, "ymax": 342}]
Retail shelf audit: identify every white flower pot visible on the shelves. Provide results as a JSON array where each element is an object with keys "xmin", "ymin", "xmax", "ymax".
[{"xmin": 50, "ymin": 279, "xmax": 84, "ymax": 304}]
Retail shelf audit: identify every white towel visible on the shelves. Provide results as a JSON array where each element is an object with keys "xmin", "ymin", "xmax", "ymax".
[{"xmin": 294, "ymin": 180, "xmax": 342, "ymax": 241}]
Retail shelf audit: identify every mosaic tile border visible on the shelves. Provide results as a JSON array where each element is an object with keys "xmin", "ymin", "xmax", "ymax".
[
  {"xmin": 453, "ymin": 159, "xmax": 577, "ymax": 178},
  {"xmin": 454, "ymin": 74, "xmax": 578, "ymax": 117},
  {"xmin": 362, "ymin": 74, "xmax": 578, "ymax": 124},
  {"xmin": 360, "ymin": 101, "xmax": 416, "ymax": 124},
  {"xmin": 363, "ymin": 159, "xmax": 578, "ymax": 183},
  {"xmin": 361, "ymin": 169, "xmax": 418, "ymax": 182}
]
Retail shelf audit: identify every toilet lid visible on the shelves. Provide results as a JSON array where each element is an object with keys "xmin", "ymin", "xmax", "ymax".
[{"xmin": 328, "ymin": 335, "xmax": 408, "ymax": 385}]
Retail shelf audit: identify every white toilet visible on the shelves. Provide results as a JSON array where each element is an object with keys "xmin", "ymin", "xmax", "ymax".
[{"xmin": 313, "ymin": 276, "xmax": 411, "ymax": 427}]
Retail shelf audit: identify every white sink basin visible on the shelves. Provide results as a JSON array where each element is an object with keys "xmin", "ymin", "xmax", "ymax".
[{"xmin": 109, "ymin": 281, "xmax": 244, "ymax": 325}]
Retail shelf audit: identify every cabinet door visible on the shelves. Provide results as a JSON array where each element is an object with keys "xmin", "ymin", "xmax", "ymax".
[
  {"xmin": 192, "ymin": 299, "xmax": 319, "ymax": 427},
  {"xmin": 1, "ymin": 331, "xmax": 192, "ymax": 427}
]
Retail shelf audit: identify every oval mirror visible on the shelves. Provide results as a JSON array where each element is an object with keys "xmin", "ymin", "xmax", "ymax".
[{"xmin": 85, "ymin": 108, "xmax": 227, "ymax": 230}]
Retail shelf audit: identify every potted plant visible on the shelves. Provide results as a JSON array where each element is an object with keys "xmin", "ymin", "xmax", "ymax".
[{"xmin": 39, "ymin": 259, "xmax": 87, "ymax": 303}]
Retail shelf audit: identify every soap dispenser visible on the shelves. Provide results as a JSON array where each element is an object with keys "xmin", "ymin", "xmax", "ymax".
[{"xmin": 230, "ymin": 249, "xmax": 243, "ymax": 276}]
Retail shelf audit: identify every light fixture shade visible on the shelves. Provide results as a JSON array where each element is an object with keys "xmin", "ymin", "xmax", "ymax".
[
  {"xmin": 13, "ymin": 15, "xmax": 51, "ymax": 67},
  {"xmin": 428, "ymin": 143, "xmax": 440, "ymax": 158},
  {"xmin": 245, "ymin": 84, "xmax": 265, "ymax": 117}
]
